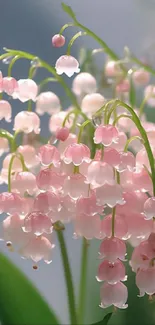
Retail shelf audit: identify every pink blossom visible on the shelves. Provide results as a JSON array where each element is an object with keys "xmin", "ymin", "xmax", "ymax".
[
  {"xmin": 38, "ymin": 144, "xmax": 60, "ymax": 167},
  {"xmin": 144, "ymin": 197, "xmax": 155, "ymax": 220},
  {"xmin": 94, "ymin": 125, "xmax": 118, "ymax": 146},
  {"xmin": 111, "ymin": 131, "xmax": 127, "ymax": 152},
  {"xmin": 105, "ymin": 60, "xmax": 122, "ymax": 78},
  {"xmin": 97, "ymin": 259, "xmax": 127, "ymax": 283},
  {"xmin": 99, "ymin": 237, "xmax": 126, "ymax": 262},
  {"xmin": 14, "ymin": 111, "xmax": 40, "ymax": 134},
  {"xmin": 76, "ymin": 190, "xmax": 103, "ymax": 216},
  {"xmin": 52, "ymin": 34, "xmax": 65, "ymax": 47},
  {"xmin": 101, "ymin": 214, "xmax": 128, "ymax": 239},
  {"xmin": 0, "ymin": 100, "xmax": 12, "ymax": 122},
  {"xmin": 0, "ymin": 192, "xmax": 24, "ymax": 215},
  {"xmin": 62, "ymin": 143, "xmax": 91, "ymax": 166},
  {"xmin": 0, "ymin": 71, "xmax": 3, "ymax": 92},
  {"xmin": 100, "ymin": 282, "xmax": 128, "ymax": 309},
  {"xmin": 20, "ymin": 235, "xmax": 54, "ymax": 264},
  {"xmin": 49, "ymin": 111, "xmax": 74, "ymax": 133},
  {"xmin": 74, "ymin": 213, "xmax": 102, "ymax": 240},
  {"xmin": 81, "ymin": 93, "xmax": 105, "ymax": 118},
  {"xmin": 17, "ymin": 145, "xmax": 40, "ymax": 169},
  {"xmin": 126, "ymin": 212, "xmax": 153, "ymax": 240},
  {"xmin": 11, "ymin": 171, "xmax": 37, "ymax": 196},
  {"xmin": 72, "ymin": 72, "xmax": 97, "ymax": 96},
  {"xmin": 12, "ymin": 79, "xmax": 38, "ymax": 102},
  {"xmin": 33, "ymin": 191, "xmax": 61, "ymax": 213},
  {"xmin": 0, "ymin": 138, "xmax": 9, "ymax": 156},
  {"xmin": 133, "ymin": 69, "xmax": 150, "ymax": 86},
  {"xmin": 86, "ymin": 161, "xmax": 114, "ymax": 188},
  {"xmin": 36, "ymin": 92, "xmax": 61, "ymax": 115},
  {"xmin": 55, "ymin": 55, "xmax": 80, "ymax": 77},
  {"xmin": 36, "ymin": 169, "xmax": 66, "ymax": 191},
  {"xmin": 3, "ymin": 77, "xmax": 18, "ymax": 95},
  {"xmin": 136, "ymin": 268, "xmax": 155, "ymax": 296},
  {"xmin": 23, "ymin": 211, "xmax": 53, "ymax": 236},
  {"xmin": 57, "ymin": 133, "xmax": 77, "ymax": 156},
  {"xmin": 144, "ymin": 85, "xmax": 155, "ymax": 107},
  {"xmin": 0, "ymin": 153, "xmax": 22, "ymax": 185},
  {"xmin": 63, "ymin": 174, "xmax": 89, "ymax": 199},
  {"xmin": 2, "ymin": 214, "xmax": 31, "ymax": 247},
  {"xmin": 95, "ymin": 148, "xmax": 121, "ymax": 168},
  {"xmin": 96, "ymin": 183, "xmax": 124, "ymax": 207},
  {"xmin": 116, "ymin": 79, "xmax": 130, "ymax": 93},
  {"xmin": 130, "ymin": 240, "xmax": 154, "ymax": 272},
  {"xmin": 49, "ymin": 195, "xmax": 76, "ymax": 223},
  {"xmin": 117, "ymin": 151, "xmax": 135, "ymax": 172}
]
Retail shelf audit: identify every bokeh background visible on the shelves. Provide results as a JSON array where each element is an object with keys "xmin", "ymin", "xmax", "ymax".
[{"xmin": 1, "ymin": 0, "xmax": 155, "ymax": 324}]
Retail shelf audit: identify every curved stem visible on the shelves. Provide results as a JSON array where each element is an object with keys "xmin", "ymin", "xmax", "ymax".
[
  {"xmin": 8, "ymin": 55, "xmax": 20, "ymax": 76},
  {"xmin": 131, "ymin": 55, "xmax": 155, "ymax": 76},
  {"xmin": 124, "ymin": 136, "xmax": 143, "ymax": 152},
  {"xmin": 139, "ymin": 95, "xmax": 150, "ymax": 119},
  {"xmin": 106, "ymin": 99, "xmax": 155, "ymax": 195},
  {"xmin": 59, "ymin": 22, "xmax": 74, "ymax": 35},
  {"xmin": 8, "ymin": 155, "xmax": 16, "ymax": 192},
  {"xmin": 112, "ymin": 113, "xmax": 133, "ymax": 126},
  {"xmin": 111, "ymin": 206, "xmax": 116, "ymax": 237},
  {"xmin": 57, "ymin": 230, "xmax": 78, "ymax": 325},
  {"xmin": 78, "ymin": 238, "xmax": 89, "ymax": 324},
  {"xmin": 1, "ymin": 49, "xmax": 80, "ymax": 110},
  {"xmin": 0, "ymin": 129, "xmax": 15, "ymax": 152},
  {"xmin": 67, "ymin": 31, "xmax": 87, "ymax": 55},
  {"xmin": 77, "ymin": 120, "xmax": 91, "ymax": 143},
  {"xmin": 39, "ymin": 77, "xmax": 58, "ymax": 92}
]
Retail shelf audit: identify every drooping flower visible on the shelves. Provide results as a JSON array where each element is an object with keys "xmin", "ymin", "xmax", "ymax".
[
  {"xmin": 99, "ymin": 237, "xmax": 126, "ymax": 262},
  {"xmin": 62, "ymin": 143, "xmax": 91, "ymax": 166},
  {"xmin": 133, "ymin": 69, "xmax": 150, "ymax": 86},
  {"xmin": 100, "ymin": 282, "xmax": 128, "ymax": 309},
  {"xmin": 12, "ymin": 79, "xmax": 38, "ymax": 102},
  {"xmin": 72, "ymin": 72, "xmax": 97, "ymax": 96},
  {"xmin": 55, "ymin": 55, "xmax": 80, "ymax": 77},
  {"xmin": 0, "ymin": 100, "xmax": 12, "ymax": 122},
  {"xmin": 3, "ymin": 77, "xmax": 18, "ymax": 95},
  {"xmin": 97, "ymin": 259, "xmax": 127, "ymax": 283},
  {"xmin": 81, "ymin": 93, "xmax": 105, "ymax": 118},
  {"xmin": 38, "ymin": 144, "xmax": 60, "ymax": 167},
  {"xmin": 36, "ymin": 92, "xmax": 61, "ymax": 115},
  {"xmin": 14, "ymin": 111, "xmax": 40, "ymax": 134},
  {"xmin": 94, "ymin": 125, "xmax": 119, "ymax": 146},
  {"xmin": 0, "ymin": 138, "xmax": 9, "ymax": 156}
]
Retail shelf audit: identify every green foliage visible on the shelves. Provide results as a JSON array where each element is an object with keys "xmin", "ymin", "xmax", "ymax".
[{"xmin": 0, "ymin": 253, "xmax": 59, "ymax": 325}]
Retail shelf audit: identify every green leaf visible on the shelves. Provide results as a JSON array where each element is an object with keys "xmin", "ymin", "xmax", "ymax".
[
  {"xmin": 129, "ymin": 73, "xmax": 136, "ymax": 107},
  {"xmin": 0, "ymin": 253, "xmax": 59, "ymax": 325},
  {"xmin": 91, "ymin": 313, "xmax": 113, "ymax": 325},
  {"xmin": 61, "ymin": 3, "xmax": 77, "ymax": 21}
]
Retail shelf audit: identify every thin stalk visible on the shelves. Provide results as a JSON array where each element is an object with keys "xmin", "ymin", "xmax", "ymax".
[
  {"xmin": 124, "ymin": 136, "xmax": 143, "ymax": 152},
  {"xmin": 78, "ymin": 238, "xmax": 89, "ymax": 324},
  {"xmin": 57, "ymin": 230, "xmax": 78, "ymax": 325},
  {"xmin": 8, "ymin": 155, "xmax": 16, "ymax": 192},
  {"xmin": 111, "ymin": 207, "xmax": 116, "ymax": 237},
  {"xmin": 67, "ymin": 31, "xmax": 87, "ymax": 55}
]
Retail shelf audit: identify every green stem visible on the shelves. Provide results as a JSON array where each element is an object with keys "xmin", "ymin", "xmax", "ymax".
[
  {"xmin": 131, "ymin": 55, "xmax": 155, "ymax": 76},
  {"xmin": 39, "ymin": 77, "xmax": 58, "ymax": 92},
  {"xmin": 0, "ymin": 129, "xmax": 15, "ymax": 152},
  {"xmin": 8, "ymin": 55, "xmax": 20, "ymax": 76},
  {"xmin": 27, "ymin": 100, "xmax": 32, "ymax": 112},
  {"xmin": 57, "ymin": 230, "xmax": 78, "ymax": 325},
  {"xmin": 78, "ymin": 238, "xmax": 89, "ymax": 324},
  {"xmin": 8, "ymin": 154, "xmax": 16, "ymax": 192},
  {"xmin": 105, "ymin": 99, "xmax": 155, "ymax": 195},
  {"xmin": 139, "ymin": 95, "xmax": 150, "ymax": 119},
  {"xmin": 1, "ymin": 49, "xmax": 80, "ymax": 110},
  {"xmin": 67, "ymin": 31, "xmax": 87, "ymax": 55},
  {"xmin": 112, "ymin": 113, "xmax": 133, "ymax": 126},
  {"xmin": 111, "ymin": 206, "xmax": 116, "ymax": 237},
  {"xmin": 124, "ymin": 136, "xmax": 143, "ymax": 152},
  {"xmin": 77, "ymin": 120, "xmax": 91, "ymax": 143},
  {"xmin": 59, "ymin": 22, "xmax": 74, "ymax": 35}
]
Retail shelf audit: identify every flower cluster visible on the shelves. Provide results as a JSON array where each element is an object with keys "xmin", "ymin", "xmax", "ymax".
[{"xmin": 1, "ymin": 17, "xmax": 155, "ymax": 315}]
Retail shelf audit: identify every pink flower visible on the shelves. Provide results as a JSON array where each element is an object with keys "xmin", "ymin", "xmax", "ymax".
[
  {"xmin": 96, "ymin": 183, "xmax": 124, "ymax": 207},
  {"xmin": 36, "ymin": 169, "xmax": 66, "ymax": 191},
  {"xmin": 72, "ymin": 72, "xmax": 97, "ymax": 96},
  {"xmin": 95, "ymin": 148, "xmax": 121, "ymax": 168},
  {"xmin": 81, "ymin": 93, "xmax": 105, "ymax": 118},
  {"xmin": 0, "ymin": 138, "xmax": 9, "ymax": 156},
  {"xmin": 23, "ymin": 211, "xmax": 53, "ymax": 236},
  {"xmin": 117, "ymin": 151, "xmax": 135, "ymax": 172},
  {"xmin": 136, "ymin": 268, "xmax": 155, "ymax": 296},
  {"xmin": 116, "ymin": 79, "xmax": 130, "ymax": 93},
  {"xmin": 130, "ymin": 240, "xmax": 154, "ymax": 272},
  {"xmin": 49, "ymin": 111, "xmax": 74, "ymax": 133},
  {"xmin": 100, "ymin": 282, "xmax": 128, "ymax": 309},
  {"xmin": 58, "ymin": 133, "xmax": 77, "ymax": 155},
  {"xmin": 76, "ymin": 190, "xmax": 103, "ymax": 216},
  {"xmin": 99, "ymin": 237, "xmax": 126, "ymax": 262},
  {"xmin": 97, "ymin": 259, "xmax": 127, "ymax": 283},
  {"xmin": 111, "ymin": 131, "xmax": 127, "ymax": 152},
  {"xmin": 62, "ymin": 143, "xmax": 91, "ymax": 166},
  {"xmin": 49, "ymin": 195, "xmax": 76, "ymax": 223},
  {"xmin": 11, "ymin": 172, "xmax": 37, "ymax": 196},
  {"xmin": 2, "ymin": 214, "xmax": 31, "ymax": 248},
  {"xmin": 0, "ymin": 153, "xmax": 22, "ymax": 185},
  {"xmin": 56, "ymin": 127, "xmax": 69, "ymax": 141},
  {"xmin": 55, "ymin": 55, "xmax": 80, "ymax": 77},
  {"xmin": 17, "ymin": 145, "xmax": 40, "ymax": 169},
  {"xmin": 0, "ymin": 192, "xmax": 24, "ymax": 215},
  {"xmin": 3, "ymin": 77, "xmax": 18, "ymax": 95},
  {"xmin": 14, "ymin": 111, "xmax": 40, "ymax": 134},
  {"xmin": 94, "ymin": 125, "xmax": 118, "ymax": 146},
  {"xmin": 38, "ymin": 144, "xmax": 60, "ymax": 167},
  {"xmin": 33, "ymin": 191, "xmax": 61, "ymax": 213},
  {"xmin": 12, "ymin": 79, "xmax": 38, "ymax": 102},
  {"xmin": 144, "ymin": 85, "xmax": 155, "ymax": 107},
  {"xmin": 105, "ymin": 60, "xmax": 122, "ymax": 78},
  {"xmin": 20, "ymin": 235, "xmax": 55, "ymax": 264},
  {"xmin": 101, "ymin": 214, "xmax": 128, "ymax": 239},
  {"xmin": 0, "ymin": 100, "xmax": 12, "ymax": 122},
  {"xmin": 63, "ymin": 174, "xmax": 89, "ymax": 199},
  {"xmin": 36, "ymin": 92, "xmax": 61, "ymax": 115},
  {"xmin": 74, "ymin": 213, "xmax": 102, "ymax": 240},
  {"xmin": 144, "ymin": 197, "xmax": 155, "ymax": 220},
  {"xmin": 86, "ymin": 161, "xmax": 114, "ymax": 188},
  {"xmin": 126, "ymin": 212, "xmax": 153, "ymax": 240},
  {"xmin": 133, "ymin": 69, "xmax": 150, "ymax": 86}
]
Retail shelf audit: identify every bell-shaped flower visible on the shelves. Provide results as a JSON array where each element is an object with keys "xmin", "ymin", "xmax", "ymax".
[
  {"xmin": 14, "ymin": 111, "xmax": 40, "ymax": 134},
  {"xmin": 0, "ymin": 138, "xmax": 9, "ymax": 157},
  {"xmin": 23, "ymin": 211, "xmax": 53, "ymax": 236},
  {"xmin": 72, "ymin": 72, "xmax": 97, "ymax": 96},
  {"xmin": 12, "ymin": 79, "xmax": 38, "ymax": 102},
  {"xmin": 97, "ymin": 259, "xmax": 127, "ymax": 284},
  {"xmin": 94, "ymin": 125, "xmax": 118, "ymax": 146},
  {"xmin": 38, "ymin": 144, "xmax": 60, "ymax": 167},
  {"xmin": 100, "ymin": 282, "xmax": 128, "ymax": 309},
  {"xmin": 96, "ymin": 183, "xmax": 124, "ymax": 207},
  {"xmin": 62, "ymin": 143, "xmax": 91, "ymax": 166},
  {"xmin": 3, "ymin": 77, "xmax": 18, "ymax": 95},
  {"xmin": 136, "ymin": 268, "xmax": 155, "ymax": 296},
  {"xmin": 0, "ymin": 100, "xmax": 12, "ymax": 122},
  {"xmin": 81, "ymin": 93, "xmax": 105, "ymax": 118},
  {"xmin": 99, "ymin": 237, "xmax": 126, "ymax": 262},
  {"xmin": 36, "ymin": 92, "xmax": 61, "ymax": 115},
  {"xmin": 55, "ymin": 55, "xmax": 80, "ymax": 77}
]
